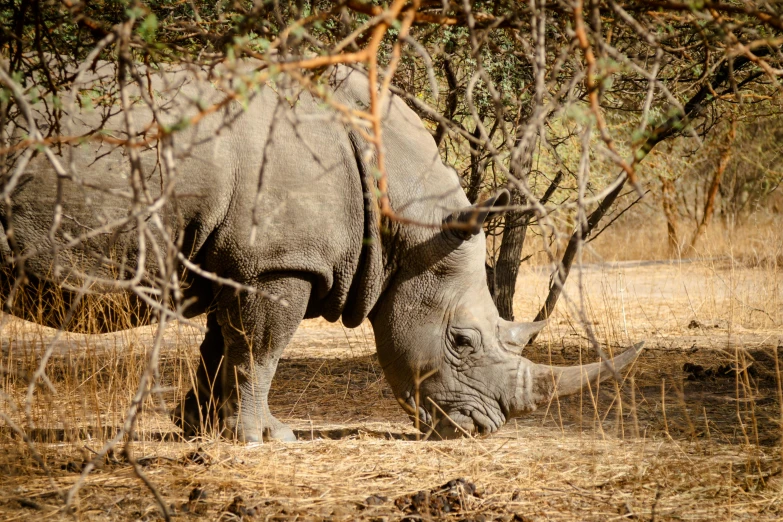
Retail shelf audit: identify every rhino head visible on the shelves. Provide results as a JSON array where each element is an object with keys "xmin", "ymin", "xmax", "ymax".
[{"xmin": 370, "ymin": 189, "xmax": 642, "ymax": 438}]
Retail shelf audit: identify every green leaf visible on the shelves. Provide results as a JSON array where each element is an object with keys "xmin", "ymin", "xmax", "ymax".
[
  {"xmin": 80, "ymin": 94, "xmax": 94, "ymax": 113},
  {"xmin": 139, "ymin": 13, "xmax": 158, "ymax": 43},
  {"xmin": 125, "ymin": 6, "xmax": 145, "ymax": 20}
]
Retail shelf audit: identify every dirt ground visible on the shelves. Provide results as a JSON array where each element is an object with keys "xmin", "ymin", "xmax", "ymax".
[{"xmin": 0, "ymin": 259, "xmax": 782, "ymax": 520}]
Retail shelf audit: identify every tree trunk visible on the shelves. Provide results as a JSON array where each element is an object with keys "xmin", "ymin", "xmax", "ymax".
[
  {"xmin": 492, "ymin": 189, "xmax": 529, "ymax": 320},
  {"xmin": 690, "ymin": 117, "xmax": 736, "ymax": 249},
  {"xmin": 434, "ymin": 51, "xmax": 458, "ymax": 147},
  {"xmin": 528, "ymin": 54, "xmax": 757, "ymax": 343},
  {"xmin": 489, "ymin": 172, "xmax": 563, "ymax": 320},
  {"xmin": 465, "ymin": 120, "xmax": 486, "ymax": 204},
  {"xmin": 660, "ymin": 177, "xmax": 680, "ymax": 255},
  {"xmin": 534, "ymin": 179, "xmax": 625, "ymax": 323}
]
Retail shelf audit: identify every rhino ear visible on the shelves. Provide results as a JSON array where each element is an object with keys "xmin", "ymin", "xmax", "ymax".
[{"xmin": 444, "ymin": 189, "xmax": 510, "ymax": 240}]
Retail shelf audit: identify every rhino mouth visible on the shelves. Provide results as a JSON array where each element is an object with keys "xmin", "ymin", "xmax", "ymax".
[
  {"xmin": 405, "ymin": 394, "xmax": 507, "ymax": 439},
  {"xmin": 443, "ymin": 404, "xmax": 506, "ymax": 437}
]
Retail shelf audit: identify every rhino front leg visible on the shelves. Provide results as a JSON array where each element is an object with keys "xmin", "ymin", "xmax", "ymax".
[{"xmin": 174, "ymin": 273, "xmax": 311, "ymax": 442}]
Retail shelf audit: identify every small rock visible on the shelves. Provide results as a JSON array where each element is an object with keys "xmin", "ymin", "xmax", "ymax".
[
  {"xmin": 106, "ymin": 448, "xmax": 122, "ymax": 464},
  {"xmin": 683, "ymin": 362, "xmax": 707, "ymax": 380},
  {"xmin": 688, "ymin": 318, "xmax": 729, "ymax": 329},
  {"xmin": 331, "ymin": 505, "xmax": 352, "ymax": 517},
  {"xmin": 364, "ymin": 494, "xmax": 387, "ymax": 506},
  {"xmin": 16, "ymin": 498, "xmax": 43, "ymax": 510},
  {"xmin": 184, "ymin": 500, "xmax": 209, "ymax": 515},
  {"xmin": 394, "ymin": 477, "xmax": 479, "ymax": 516},
  {"xmin": 224, "ymin": 495, "xmax": 255, "ymax": 518},
  {"xmin": 136, "ymin": 456, "xmax": 161, "ymax": 467},
  {"xmin": 182, "ymin": 447, "xmax": 210, "ymax": 465},
  {"xmin": 61, "ymin": 461, "xmax": 82, "ymax": 473},
  {"xmin": 225, "ymin": 495, "xmax": 244, "ymax": 516},
  {"xmin": 189, "ymin": 487, "xmax": 208, "ymax": 502}
]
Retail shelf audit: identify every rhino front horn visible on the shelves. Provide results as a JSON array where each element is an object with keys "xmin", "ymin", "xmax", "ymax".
[
  {"xmin": 513, "ymin": 342, "xmax": 644, "ymax": 414},
  {"xmin": 443, "ymin": 189, "xmax": 510, "ymax": 239}
]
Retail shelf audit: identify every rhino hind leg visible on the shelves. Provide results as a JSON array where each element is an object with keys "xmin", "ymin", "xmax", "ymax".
[
  {"xmin": 173, "ymin": 273, "xmax": 311, "ymax": 443},
  {"xmin": 172, "ymin": 311, "xmax": 227, "ymax": 438}
]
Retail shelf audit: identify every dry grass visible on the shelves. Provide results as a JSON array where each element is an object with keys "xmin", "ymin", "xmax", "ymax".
[
  {"xmin": 1, "ymin": 224, "xmax": 782, "ymax": 520},
  {"xmin": 554, "ymin": 210, "xmax": 783, "ymax": 265},
  {"xmin": 2, "ymin": 427, "xmax": 782, "ymax": 521}
]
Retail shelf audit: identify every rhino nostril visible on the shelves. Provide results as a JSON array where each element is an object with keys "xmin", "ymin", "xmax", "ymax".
[{"xmin": 498, "ymin": 400, "xmax": 511, "ymax": 420}]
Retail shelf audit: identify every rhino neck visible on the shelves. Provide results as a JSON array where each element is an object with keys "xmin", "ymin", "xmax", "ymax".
[
  {"xmin": 339, "ymin": 132, "xmax": 393, "ymax": 328},
  {"xmin": 343, "ymin": 147, "xmax": 452, "ymax": 328},
  {"xmin": 334, "ymin": 66, "xmax": 468, "ymax": 327}
]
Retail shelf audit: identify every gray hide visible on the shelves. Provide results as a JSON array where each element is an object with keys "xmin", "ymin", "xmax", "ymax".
[{"xmin": 0, "ymin": 62, "xmax": 642, "ymax": 440}]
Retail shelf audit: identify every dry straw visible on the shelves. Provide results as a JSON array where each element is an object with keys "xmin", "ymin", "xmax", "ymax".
[{"xmin": 2, "ymin": 221, "xmax": 782, "ymax": 520}]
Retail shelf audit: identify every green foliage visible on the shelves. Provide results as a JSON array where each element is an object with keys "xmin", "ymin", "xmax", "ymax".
[{"xmin": 138, "ymin": 13, "xmax": 158, "ymax": 42}]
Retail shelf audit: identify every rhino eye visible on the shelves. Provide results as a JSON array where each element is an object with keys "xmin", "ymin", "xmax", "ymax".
[
  {"xmin": 455, "ymin": 334, "xmax": 472, "ymax": 347},
  {"xmin": 450, "ymin": 329, "xmax": 478, "ymax": 352}
]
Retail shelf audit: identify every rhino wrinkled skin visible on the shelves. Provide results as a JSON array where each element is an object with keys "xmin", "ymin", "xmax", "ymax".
[{"xmin": 0, "ymin": 62, "xmax": 641, "ymax": 441}]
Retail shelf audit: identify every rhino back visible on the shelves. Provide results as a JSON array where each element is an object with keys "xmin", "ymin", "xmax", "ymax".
[
  {"xmin": 3, "ymin": 63, "xmax": 377, "ymax": 324},
  {"xmin": 7, "ymin": 64, "xmax": 237, "ymax": 285}
]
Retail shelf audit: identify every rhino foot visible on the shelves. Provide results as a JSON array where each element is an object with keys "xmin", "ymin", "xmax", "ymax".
[
  {"xmin": 171, "ymin": 392, "xmax": 220, "ymax": 439},
  {"xmin": 172, "ymin": 397, "xmax": 296, "ymax": 442},
  {"xmin": 235, "ymin": 415, "xmax": 296, "ymax": 443},
  {"xmin": 265, "ymin": 421, "xmax": 297, "ymax": 442}
]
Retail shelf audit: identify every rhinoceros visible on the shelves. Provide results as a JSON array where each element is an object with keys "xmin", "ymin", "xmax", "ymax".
[{"xmin": 0, "ymin": 61, "xmax": 641, "ymax": 441}]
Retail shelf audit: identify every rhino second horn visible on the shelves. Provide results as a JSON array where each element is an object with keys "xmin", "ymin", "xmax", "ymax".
[
  {"xmin": 514, "ymin": 342, "xmax": 644, "ymax": 414},
  {"xmin": 499, "ymin": 319, "xmax": 548, "ymax": 351}
]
